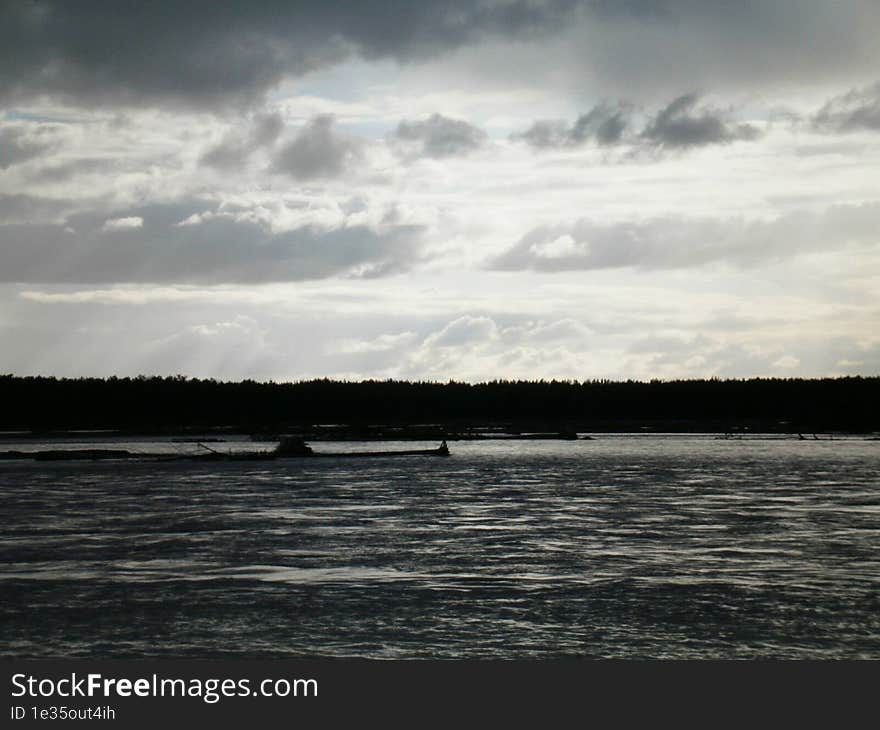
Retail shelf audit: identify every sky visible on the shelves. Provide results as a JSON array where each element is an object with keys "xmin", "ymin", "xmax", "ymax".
[{"xmin": 1, "ymin": 0, "xmax": 879, "ymax": 382}]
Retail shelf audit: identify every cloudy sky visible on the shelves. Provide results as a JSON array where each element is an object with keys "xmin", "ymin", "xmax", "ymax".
[{"xmin": 2, "ymin": 1, "xmax": 879, "ymax": 381}]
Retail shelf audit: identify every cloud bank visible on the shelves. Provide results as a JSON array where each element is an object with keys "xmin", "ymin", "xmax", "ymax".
[
  {"xmin": 1, "ymin": 4, "xmax": 878, "ymax": 382},
  {"xmin": 0, "ymin": 200, "xmax": 425, "ymax": 284},
  {"xmin": 491, "ymin": 204, "xmax": 880, "ymax": 272},
  {"xmin": 514, "ymin": 94, "xmax": 760, "ymax": 151},
  {"xmin": 0, "ymin": 0, "xmax": 578, "ymax": 108}
]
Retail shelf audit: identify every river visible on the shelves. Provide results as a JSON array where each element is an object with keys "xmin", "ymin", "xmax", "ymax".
[{"xmin": 2, "ymin": 435, "xmax": 878, "ymax": 658}]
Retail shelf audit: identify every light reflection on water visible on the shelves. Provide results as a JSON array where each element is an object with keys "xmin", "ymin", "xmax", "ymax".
[{"xmin": 1, "ymin": 436, "xmax": 879, "ymax": 658}]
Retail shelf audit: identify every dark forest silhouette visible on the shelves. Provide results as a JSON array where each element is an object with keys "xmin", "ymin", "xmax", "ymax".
[{"xmin": 0, "ymin": 375, "xmax": 877, "ymax": 434}]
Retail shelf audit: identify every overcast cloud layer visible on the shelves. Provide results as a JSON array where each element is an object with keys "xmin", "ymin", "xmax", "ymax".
[{"xmin": 1, "ymin": 1, "xmax": 878, "ymax": 381}]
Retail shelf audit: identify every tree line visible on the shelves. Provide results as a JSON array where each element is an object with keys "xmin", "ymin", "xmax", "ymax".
[{"xmin": 0, "ymin": 374, "xmax": 876, "ymax": 433}]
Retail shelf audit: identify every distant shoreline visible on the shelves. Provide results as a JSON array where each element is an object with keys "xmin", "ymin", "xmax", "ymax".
[{"xmin": 2, "ymin": 374, "xmax": 878, "ymax": 435}]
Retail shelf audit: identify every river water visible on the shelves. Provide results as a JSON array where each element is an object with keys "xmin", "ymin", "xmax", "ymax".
[{"xmin": 1, "ymin": 436, "xmax": 878, "ymax": 658}]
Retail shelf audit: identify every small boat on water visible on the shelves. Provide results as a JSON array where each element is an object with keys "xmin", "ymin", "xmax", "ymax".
[{"xmin": 0, "ymin": 438, "xmax": 451, "ymax": 462}]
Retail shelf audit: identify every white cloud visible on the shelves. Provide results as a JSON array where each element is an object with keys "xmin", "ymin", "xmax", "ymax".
[
  {"xmin": 337, "ymin": 331, "xmax": 417, "ymax": 354},
  {"xmin": 101, "ymin": 216, "xmax": 143, "ymax": 231},
  {"xmin": 772, "ymin": 355, "xmax": 801, "ymax": 369},
  {"xmin": 423, "ymin": 315, "xmax": 500, "ymax": 348},
  {"xmin": 529, "ymin": 234, "xmax": 585, "ymax": 260}
]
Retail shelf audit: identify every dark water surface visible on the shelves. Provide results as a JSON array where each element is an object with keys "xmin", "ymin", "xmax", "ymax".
[{"xmin": 2, "ymin": 436, "xmax": 878, "ymax": 658}]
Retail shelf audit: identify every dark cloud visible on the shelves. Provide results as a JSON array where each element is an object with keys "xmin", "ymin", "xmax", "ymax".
[
  {"xmin": 489, "ymin": 203, "xmax": 880, "ymax": 272},
  {"xmin": 514, "ymin": 103, "xmax": 631, "ymax": 148},
  {"xmin": 1, "ymin": 3, "xmax": 875, "ymax": 112},
  {"xmin": 641, "ymin": 93, "xmax": 760, "ymax": 148},
  {"xmin": 0, "ymin": 124, "xmax": 55, "ymax": 168},
  {"xmin": 271, "ymin": 115, "xmax": 363, "ymax": 180},
  {"xmin": 571, "ymin": 104, "xmax": 630, "ymax": 145},
  {"xmin": 443, "ymin": 2, "xmax": 880, "ymax": 103},
  {"xmin": 392, "ymin": 113, "xmax": 487, "ymax": 158},
  {"xmin": 0, "ymin": 1, "xmax": 578, "ymax": 108},
  {"xmin": 513, "ymin": 120, "xmax": 570, "ymax": 149},
  {"xmin": 250, "ymin": 113, "xmax": 285, "ymax": 147},
  {"xmin": 597, "ymin": 2, "xmax": 880, "ymax": 98},
  {"xmin": 0, "ymin": 201, "xmax": 426, "ymax": 284},
  {"xmin": 515, "ymin": 95, "xmax": 758, "ymax": 151},
  {"xmin": 200, "ymin": 112, "xmax": 285, "ymax": 170},
  {"xmin": 813, "ymin": 82, "xmax": 880, "ymax": 133}
]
